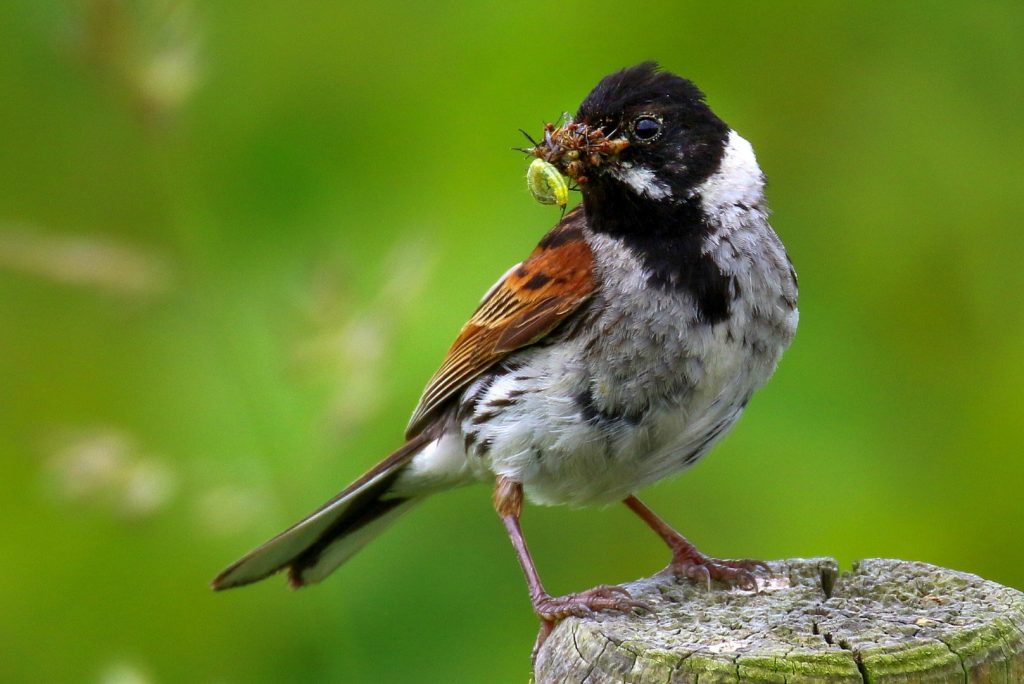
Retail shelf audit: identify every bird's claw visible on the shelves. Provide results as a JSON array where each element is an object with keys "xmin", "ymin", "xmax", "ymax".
[
  {"xmin": 532, "ymin": 584, "xmax": 649, "ymax": 621},
  {"xmin": 530, "ymin": 584, "xmax": 651, "ymax": 663},
  {"xmin": 668, "ymin": 555, "xmax": 769, "ymax": 592},
  {"xmin": 532, "ymin": 581, "xmax": 643, "ymax": 618}
]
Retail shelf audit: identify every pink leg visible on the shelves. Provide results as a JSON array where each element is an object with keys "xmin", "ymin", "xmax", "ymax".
[
  {"xmin": 495, "ymin": 478, "xmax": 648, "ymax": 660},
  {"xmin": 624, "ymin": 495, "xmax": 768, "ymax": 591}
]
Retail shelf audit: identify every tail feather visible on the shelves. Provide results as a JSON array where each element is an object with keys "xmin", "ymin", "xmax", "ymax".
[
  {"xmin": 288, "ymin": 497, "xmax": 420, "ymax": 587},
  {"xmin": 211, "ymin": 434, "xmax": 431, "ymax": 591}
]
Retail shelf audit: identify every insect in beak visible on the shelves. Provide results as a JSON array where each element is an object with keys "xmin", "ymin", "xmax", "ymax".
[
  {"xmin": 522, "ymin": 120, "xmax": 630, "ymax": 185},
  {"xmin": 526, "ymin": 158, "xmax": 569, "ymax": 208}
]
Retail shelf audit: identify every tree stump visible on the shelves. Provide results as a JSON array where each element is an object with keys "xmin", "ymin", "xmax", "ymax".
[{"xmin": 534, "ymin": 558, "xmax": 1024, "ymax": 683}]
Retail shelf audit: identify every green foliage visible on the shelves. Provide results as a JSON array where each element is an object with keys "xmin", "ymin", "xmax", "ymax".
[{"xmin": 1, "ymin": 1, "xmax": 1022, "ymax": 682}]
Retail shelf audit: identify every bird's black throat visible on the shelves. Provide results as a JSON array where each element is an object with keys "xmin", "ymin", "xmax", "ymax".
[{"xmin": 582, "ymin": 184, "xmax": 736, "ymax": 326}]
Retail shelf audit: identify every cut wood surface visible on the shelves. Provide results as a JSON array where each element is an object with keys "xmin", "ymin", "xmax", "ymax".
[{"xmin": 534, "ymin": 558, "xmax": 1024, "ymax": 683}]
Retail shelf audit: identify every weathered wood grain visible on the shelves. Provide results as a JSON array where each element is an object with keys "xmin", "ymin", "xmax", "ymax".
[{"xmin": 534, "ymin": 558, "xmax": 1024, "ymax": 683}]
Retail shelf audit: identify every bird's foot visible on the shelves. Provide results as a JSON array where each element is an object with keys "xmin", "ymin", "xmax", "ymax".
[
  {"xmin": 666, "ymin": 551, "xmax": 769, "ymax": 591},
  {"xmin": 532, "ymin": 584, "xmax": 648, "ymax": 621},
  {"xmin": 529, "ymin": 585, "xmax": 650, "ymax": 661}
]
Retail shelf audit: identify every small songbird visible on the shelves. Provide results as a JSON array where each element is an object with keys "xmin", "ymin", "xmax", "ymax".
[{"xmin": 213, "ymin": 62, "xmax": 798, "ymax": 648}]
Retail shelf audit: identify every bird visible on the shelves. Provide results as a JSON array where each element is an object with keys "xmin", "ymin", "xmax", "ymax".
[{"xmin": 212, "ymin": 62, "xmax": 799, "ymax": 651}]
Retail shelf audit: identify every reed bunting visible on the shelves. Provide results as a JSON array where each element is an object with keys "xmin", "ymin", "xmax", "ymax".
[{"xmin": 213, "ymin": 62, "xmax": 798, "ymax": 649}]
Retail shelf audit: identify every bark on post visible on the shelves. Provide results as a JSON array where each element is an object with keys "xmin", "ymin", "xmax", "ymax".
[{"xmin": 534, "ymin": 558, "xmax": 1024, "ymax": 683}]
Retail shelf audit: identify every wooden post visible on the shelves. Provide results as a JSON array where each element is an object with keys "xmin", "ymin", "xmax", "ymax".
[{"xmin": 534, "ymin": 558, "xmax": 1024, "ymax": 683}]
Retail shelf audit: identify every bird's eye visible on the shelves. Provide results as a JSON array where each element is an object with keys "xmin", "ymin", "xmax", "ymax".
[{"xmin": 631, "ymin": 115, "xmax": 663, "ymax": 143}]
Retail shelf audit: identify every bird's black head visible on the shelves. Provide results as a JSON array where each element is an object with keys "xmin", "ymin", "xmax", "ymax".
[
  {"xmin": 528, "ymin": 63, "xmax": 730, "ymax": 206},
  {"xmin": 526, "ymin": 64, "xmax": 747, "ymax": 319},
  {"xmin": 576, "ymin": 62, "xmax": 730, "ymax": 200}
]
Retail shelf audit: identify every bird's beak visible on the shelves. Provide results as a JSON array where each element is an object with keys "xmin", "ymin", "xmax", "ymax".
[{"xmin": 527, "ymin": 121, "xmax": 630, "ymax": 184}]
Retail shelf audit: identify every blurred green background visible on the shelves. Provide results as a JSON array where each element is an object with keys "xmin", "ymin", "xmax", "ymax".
[{"xmin": 2, "ymin": 1, "xmax": 1022, "ymax": 682}]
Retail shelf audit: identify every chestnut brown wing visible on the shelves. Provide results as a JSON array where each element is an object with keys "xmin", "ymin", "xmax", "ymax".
[{"xmin": 406, "ymin": 210, "xmax": 595, "ymax": 439}]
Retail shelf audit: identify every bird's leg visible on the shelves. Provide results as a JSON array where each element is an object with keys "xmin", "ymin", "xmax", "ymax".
[
  {"xmin": 623, "ymin": 495, "xmax": 768, "ymax": 591},
  {"xmin": 495, "ymin": 477, "xmax": 647, "ymax": 659}
]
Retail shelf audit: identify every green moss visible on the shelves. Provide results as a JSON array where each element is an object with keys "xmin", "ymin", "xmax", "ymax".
[
  {"xmin": 858, "ymin": 641, "xmax": 963, "ymax": 680},
  {"xmin": 677, "ymin": 653, "xmax": 740, "ymax": 681},
  {"xmin": 777, "ymin": 651, "xmax": 862, "ymax": 679}
]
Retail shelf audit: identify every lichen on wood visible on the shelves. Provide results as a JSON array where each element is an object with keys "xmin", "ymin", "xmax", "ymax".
[{"xmin": 534, "ymin": 558, "xmax": 1024, "ymax": 683}]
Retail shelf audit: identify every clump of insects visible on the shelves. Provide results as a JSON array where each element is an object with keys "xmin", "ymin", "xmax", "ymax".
[{"xmin": 519, "ymin": 116, "xmax": 630, "ymax": 208}]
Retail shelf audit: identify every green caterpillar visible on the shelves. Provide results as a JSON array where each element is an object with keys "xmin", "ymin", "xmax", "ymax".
[{"xmin": 526, "ymin": 158, "xmax": 569, "ymax": 208}]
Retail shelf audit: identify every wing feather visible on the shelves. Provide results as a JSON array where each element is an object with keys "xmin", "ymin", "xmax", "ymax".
[{"xmin": 406, "ymin": 209, "xmax": 595, "ymax": 438}]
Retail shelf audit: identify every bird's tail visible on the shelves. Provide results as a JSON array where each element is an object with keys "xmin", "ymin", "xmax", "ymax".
[{"xmin": 212, "ymin": 433, "xmax": 433, "ymax": 590}]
